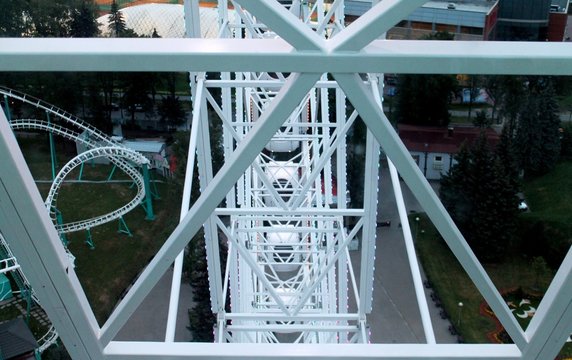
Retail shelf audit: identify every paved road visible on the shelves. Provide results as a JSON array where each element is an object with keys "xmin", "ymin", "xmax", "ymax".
[
  {"xmin": 349, "ymin": 162, "xmax": 458, "ymax": 343},
  {"xmin": 114, "ymin": 267, "xmax": 194, "ymax": 342}
]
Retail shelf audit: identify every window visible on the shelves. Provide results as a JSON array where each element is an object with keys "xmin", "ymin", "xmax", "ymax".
[{"xmin": 433, "ymin": 155, "xmax": 443, "ymax": 170}]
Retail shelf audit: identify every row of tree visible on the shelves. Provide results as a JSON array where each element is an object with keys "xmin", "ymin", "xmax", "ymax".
[
  {"xmin": 439, "ymin": 76, "xmax": 565, "ymax": 262},
  {"xmin": 1, "ymin": 1, "xmax": 188, "ymax": 131}
]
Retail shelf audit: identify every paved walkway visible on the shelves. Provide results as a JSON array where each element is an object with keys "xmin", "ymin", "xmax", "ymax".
[
  {"xmin": 349, "ymin": 163, "xmax": 458, "ymax": 343},
  {"xmin": 114, "ymin": 267, "xmax": 194, "ymax": 342}
]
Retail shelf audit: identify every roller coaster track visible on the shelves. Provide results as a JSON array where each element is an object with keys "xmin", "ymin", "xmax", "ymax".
[
  {"xmin": 45, "ymin": 146, "xmax": 147, "ymax": 234},
  {"xmin": 0, "ymin": 87, "xmax": 151, "ymax": 353},
  {"xmin": 1, "ymin": 231, "xmax": 59, "ymax": 353},
  {"xmin": 0, "ymin": 86, "xmax": 117, "ymax": 146},
  {"xmin": 2, "ymin": 87, "xmax": 150, "ymax": 234}
]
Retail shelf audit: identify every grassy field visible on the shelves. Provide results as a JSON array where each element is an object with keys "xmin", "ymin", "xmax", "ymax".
[
  {"xmin": 415, "ymin": 161, "xmax": 572, "ymax": 357},
  {"xmin": 12, "ymin": 135, "xmax": 182, "ymax": 325},
  {"xmin": 522, "ymin": 162, "xmax": 572, "ymax": 228}
]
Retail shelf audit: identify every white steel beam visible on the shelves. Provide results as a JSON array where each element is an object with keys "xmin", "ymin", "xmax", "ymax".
[
  {"xmin": 99, "ymin": 72, "xmax": 321, "ymax": 345},
  {"xmin": 333, "ymin": 73, "xmax": 528, "ymax": 350},
  {"xmin": 0, "ymin": 112, "xmax": 103, "ymax": 359},
  {"xmin": 104, "ymin": 342, "xmax": 522, "ymax": 359},
  {"xmin": 235, "ymin": 0, "xmax": 324, "ymax": 50},
  {"xmin": 165, "ymin": 77, "xmax": 206, "ymax": 342},
  {"xmin": 1, "ymin": 39, "xmax": 572, "ymax": 75},
  {"xmin": 358, "ymin": 130, "xmax": 379, "ymax": 315}
]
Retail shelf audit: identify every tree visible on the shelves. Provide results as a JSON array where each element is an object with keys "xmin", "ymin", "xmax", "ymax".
[
  {"xmin": 516, "ymin": 77, "xmax": 561, "ymax": 176},
  {"xmin": 497, "ymin": 76, "xmax": 526, "ymax": 136},
  {"xmin": 0, "ymin": 0, "xmax": 30, "ymax": 37},
  {"xmin": 472, "ymin": 110, "xmax": 491, "ymax": 129},
  {"xmin": 108, "ymin": 0, "xmax": 126, "ymax": 37},
  {"xmin": 396, "ymin": 73, "xmax": 457, "ymax": 127},
  {"xmin": 158, "ymin": 94, "xmax": 186, "ymax": 129},
  {"xmin": 187, "ymin": 230, "xmax": 216, "ymax": 342},
  {"xmin": 396, "ymin": 32, "xmax": 457, "ymax": 127},
  {"xmin": 70, "ymin": 0, "xmax": 100, "ymax": 38},
  {"xmin": 440, "ymin": 132, "xmax": 519, "ymax": 262},
  {"xmin": 27, "ymin": 0, "xmax": 76, "ymax": 37},
  {"xmin": 465, "ymin": 75, "xmax": 483, "ymax": 121}
]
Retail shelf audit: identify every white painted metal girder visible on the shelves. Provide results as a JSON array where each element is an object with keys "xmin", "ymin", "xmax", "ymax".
[
  {"xmin": 1, "ymin": 39, "xmax": 572, "ymax": 75},
  {"xmin": 0, "ymin": 111, "xmax": 103, "ymax": 359},
  {"xmin": 1, "ymin": 0, "xmax": 571, "ymax": 357},
  {"xmin": 103, "ymin": 342, "xmax": 522, "ymax": 359},
  {"xmin": 99, "ymin": 72, "xmax": 321, "ymax": 345},
  {"xmin": 333, "ymin": 72, "xmax": 528, "ymax": 349},
  {"xmin": 234, "ymin": 0, "xmax": 323, "ymax": 50}
]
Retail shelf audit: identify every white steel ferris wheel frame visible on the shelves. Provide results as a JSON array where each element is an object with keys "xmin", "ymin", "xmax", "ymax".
[{"xmin": 0, "ymin": 0, "xmax": 571, "ymax": 359}]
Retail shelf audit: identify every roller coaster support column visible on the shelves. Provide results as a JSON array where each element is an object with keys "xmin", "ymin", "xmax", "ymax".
[
  {"xmin": 85, "ymin": 228, "xmax": 95, "ymax": 249},
  {"xmin": 118, "ymin": 216, "xmax": 133, "ymax": 237},
  {"xmin": 3, "ymin": 94, "xmax": 11, "ymax": 122},
  {"xmin": 54, "ymin": 208, "xmax": 68, "ymax": 246},
  {"xmin": 142, "ymin": 165, "xmax": 155, "ymax": 220},
  {"xmin": 46, "ymin": 111, "xmax": 57, "ymax": 180}
]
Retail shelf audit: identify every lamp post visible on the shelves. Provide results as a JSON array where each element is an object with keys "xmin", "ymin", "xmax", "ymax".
[
  {"xmin": 457, "ymin": 302, "xmax": 464, "ymax": 327},
  {"xmin": 415, "ymin": 216, "xmax": 420, "ymax": 239}
]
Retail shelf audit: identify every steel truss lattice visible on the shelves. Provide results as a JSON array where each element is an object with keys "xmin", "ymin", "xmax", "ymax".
[{"xmin": 0, "ymin": 0, "xmax": 571, "ymax": 359}]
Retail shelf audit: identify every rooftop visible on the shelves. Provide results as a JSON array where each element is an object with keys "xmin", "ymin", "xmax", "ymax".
[
  {"xmin": 0, "ymin": 318, "xmax": 38, "ymax": 359},
  {"xmin": 398, "ymin": 124, "xmax": 500, "ymax": 154},
  {"xmin": 422, "ymin": 0, "xmax": 498, "ymax": 14}
]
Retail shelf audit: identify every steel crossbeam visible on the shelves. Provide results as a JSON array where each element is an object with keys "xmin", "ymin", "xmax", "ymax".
[{"xmin": 1, "ymin": 0, "xmax": 571, "ymax": 358}]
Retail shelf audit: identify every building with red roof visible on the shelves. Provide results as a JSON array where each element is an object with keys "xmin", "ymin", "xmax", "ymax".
[{"xmin": 398, "ymin": 124, "xmax": 500, "ymax": 180}]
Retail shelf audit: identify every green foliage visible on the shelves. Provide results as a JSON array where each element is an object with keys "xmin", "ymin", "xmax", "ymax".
[
  {"xmin": 472, "ymin": 110, "xmax": 491, "ymax": 128},
  {"xmin": 496, "ymin": 76, "xmax": 526, "ymax": 135},
  {"xmin": 395, "ymin": 31, "xmax": 457, "ymax": 127},
  {"xmin": 519, "ymin": 161, "xmax": 572, "ymax": 269},
  {"xmin": 187, "ymin": 230, "xmax": 215, "ymax": 341},
  {"xmin": 396, "ymin": 73, "xmax": 456, "ymax": 127},
  {"xmin": 158, "ymin": 94, "xmax": 186, "ymax": 127},
  {"xmin": 186, "ymin": 230, "xmax": 229, "ymax": 342},
  {"xmin": 516, "ymin": 78, "xmax": 561, "ymax": 176},
  {"xmin": 70, "ymin": 0, "xmax": 100, "ymax": 38},
  {"xmin": 108, "ymin": 0, "xmax": 126, "ymax": 37},
  {"xmin": 530, "ymin": 256, "xmax": 550, "ymax": 290},
  {"xmin": 0, "ymin": 0, "xmax": 30, "ymax": 37},
  {"xmin": 440, "ymin": 132, "xmax": 519, "ymax": 262},
  {"xmin": 561, "ymin": 122, "xmax": 572, "ymax": 159},
  {"xmin": 346, "ymin": 116, "xmax": 366, "ymax": 208}
]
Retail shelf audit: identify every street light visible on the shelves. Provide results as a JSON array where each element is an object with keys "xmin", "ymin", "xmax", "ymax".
[
  {"xmin": 457, "ymin": 302, "xmax": 464, "ymax": 327},
  {"xmin": 414, "ymin": 216, "xmax": 420, "ymax": 239}
]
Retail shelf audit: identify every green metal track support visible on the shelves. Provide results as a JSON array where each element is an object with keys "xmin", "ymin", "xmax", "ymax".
[
  {"xmin": 3, "ymin": 94, "xmax": 11, "ymax": 122},
  {"xmin": 78, "ymin": 161, "xmax": 84, "ymax": 180},
  {"xmin": 54, "ymin": 208, "xmax": 68, "ymax": 246},
  {"xmin": 85, "ymin": 228, "xmax": 95, "ymax": 249},
  {"xmin": 46, "ymin": 111, "xmax": 57, "ymax": 181},
  {"xmin": 142, "ymin": 165, "xmax": 155, "ymax": 220},
  {"xmin": 23, "ymin": 288, "xmax": 32, "ymax": 326},
  {"xmin": 107, "ymin": 164, "xmax": 117, "ymax": 181},
  {"xmin": 149, "ymin": 169, "xmax": 161, "ymax": 200},
  {"xmin": 117, "ymin": 216, "xmax": 133, "ymax": 237}
]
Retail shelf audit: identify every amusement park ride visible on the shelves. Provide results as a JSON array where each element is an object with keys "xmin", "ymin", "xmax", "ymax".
[{"xmin": 0, "ymin": 0, "xmax": 571, "ymax": 359}]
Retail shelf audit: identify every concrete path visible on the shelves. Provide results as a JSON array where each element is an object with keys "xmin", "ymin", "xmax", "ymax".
[
  {"xmin": 114, "ymin": 267, "xmax": 194, "ymax": 342},
  {"xmin": 349, "ymin": 162, "xmax": 458, "ymax": 344}
]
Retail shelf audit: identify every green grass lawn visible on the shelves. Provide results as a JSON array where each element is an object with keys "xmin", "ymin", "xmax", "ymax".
[
  {"xmin": 522, "ymin": 162, "xmax": 572, "ymax": 228},
  {"xmin": 11, "ymin": 135, "xmax": 182, "ymax": 325},
  {"xmin": 415, "ymin": 161, "xmax": 572, "ymax": 357}
]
